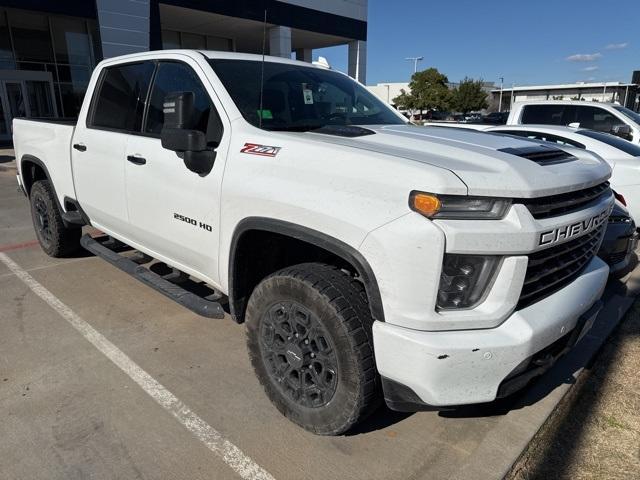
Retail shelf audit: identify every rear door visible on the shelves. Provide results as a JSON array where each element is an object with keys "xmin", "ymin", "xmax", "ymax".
[
  {"xmin": 123, "ymin": 59, "xmax": 229, "ymax": 284},
  {"xmin": 72, "ymin": 61, "xmax": 154, "ymax": 235}
]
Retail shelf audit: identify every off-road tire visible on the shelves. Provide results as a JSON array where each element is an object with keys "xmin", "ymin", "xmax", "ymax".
[
  {"xmin": 246, "ymin": 262, "xmax": 381, "ymax": 435},
  {"xmin": 29, "ymin": 180, "xmax": 81, "ymax": 257}
]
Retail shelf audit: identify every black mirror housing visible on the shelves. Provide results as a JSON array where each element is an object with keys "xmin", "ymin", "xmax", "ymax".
[
  {"xmin": 161, "ymin": 127, "xmax": 207, "ymax": 152},
  {"xmin": 612, "ymin": 124, "xmax": 632, "ymax": 140}
]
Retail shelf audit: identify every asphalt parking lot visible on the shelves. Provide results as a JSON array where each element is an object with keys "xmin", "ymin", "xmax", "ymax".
[{"xmin": 1, "ymin": 164, "xmax": 638, "ymax": 480}]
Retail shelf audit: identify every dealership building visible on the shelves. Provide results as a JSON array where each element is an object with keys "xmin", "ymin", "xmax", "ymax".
[{"xmin": 0, "ymin": 0, "xmax": 368, "ymax": 142}]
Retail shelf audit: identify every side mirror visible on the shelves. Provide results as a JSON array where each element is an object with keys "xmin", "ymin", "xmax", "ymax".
[
  {"xmin": 611, "ymin": 124, "xmax": 632, "ymax": 140},
  {"xmin": 160, "ymin": 91, "xmax": 215, "ymax": 175}
]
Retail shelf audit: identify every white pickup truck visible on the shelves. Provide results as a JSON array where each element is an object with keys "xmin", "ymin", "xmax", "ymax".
[
  {"xmin": 508, "ymin": 100, "xmax": 640, "ymax": 144},
  {"xmin": 13, "ymin": 50, "xmax": 614, "ymax": 435}
]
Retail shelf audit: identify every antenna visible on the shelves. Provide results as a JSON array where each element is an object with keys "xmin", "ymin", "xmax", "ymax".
[{"xmin": 258, "ymin": 9, "xmax": 267, "ymax": 129}]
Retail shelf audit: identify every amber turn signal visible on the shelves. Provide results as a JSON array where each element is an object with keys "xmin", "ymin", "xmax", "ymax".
[{"xmin": 410, "ymin": 192, "xmax": 441, "ymax": 217}]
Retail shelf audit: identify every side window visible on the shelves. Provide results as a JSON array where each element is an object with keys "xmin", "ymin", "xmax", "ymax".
[
  {"xmin": 575, "ymin": 106, "xmax": 621, "ymax": 133},
  {"xmin": 521, "ymin": 104, "xmax": 565, "ymax": 125},
  {"xmin": 145, "ymin": 61, "xmax": 222, "ymax": 141},
  {"xmin": 90, "ymin": 62, "xmax": 154, "ymax": 131}
]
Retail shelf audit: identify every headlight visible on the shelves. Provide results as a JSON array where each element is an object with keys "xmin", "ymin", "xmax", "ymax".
[
  {"xmin": 437, "ymin": 254, "xmax": 500, "ymax": 310},
  {"xmin": 409, "ymin": 191, "xmax": 511, "ymax": 219}
]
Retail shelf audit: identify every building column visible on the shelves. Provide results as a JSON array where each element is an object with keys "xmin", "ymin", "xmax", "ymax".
[
  {"xmin": 295, "ymin": 48, "xmax": 312, "ymax": 63},
  {"xmin": 269, "ymin": 26, "xmax": 291, "ymax": 58},
  {"xmin": 348, "ymin": 40, "xmax": 367, "ymax": 84},
  {"xmin": 95, "ymin": 0, "xmax": 150, "ymax": 58}
]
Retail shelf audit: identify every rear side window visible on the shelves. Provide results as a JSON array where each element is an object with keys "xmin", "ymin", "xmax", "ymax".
[
  {"xmin": 90, "ymin": 62, "xmax": 154, "ymax": 132},
  {"xmin": 521, "ymin": 104, "xmax": 566, "ymax": 125},
  {"xmin": 144, "ymin": 61, "xmax": 221, "ymax": 140}
]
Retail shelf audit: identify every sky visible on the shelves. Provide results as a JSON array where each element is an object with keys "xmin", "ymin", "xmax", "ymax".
[{"xmin": 315, "ymin": 0, "xmax": 640, "ymax": 87}]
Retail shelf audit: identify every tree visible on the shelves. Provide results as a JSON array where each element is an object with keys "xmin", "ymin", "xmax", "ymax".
[
  {"xmin": 450, "ymin": 77, "xmax": 488, "ymax": 113},
  {"xmin": 409, "ymin": 68, "xmax": 451, "ymax": 112},
  {"xmin": 392, "ymin": 88, "xmax": 418, "ymax": 119}
]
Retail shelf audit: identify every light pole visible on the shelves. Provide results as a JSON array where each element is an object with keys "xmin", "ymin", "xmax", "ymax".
[
  {"xmin": 498, "ymin": 76, "xmax": 504, "ymax": 112},
  {"xmin": 405, "ymin": 56, "xmax": 424, "ymax": 75},
  {"xmin": 385, "ymin": 84, "xmax": 390, "ymax": 104}
]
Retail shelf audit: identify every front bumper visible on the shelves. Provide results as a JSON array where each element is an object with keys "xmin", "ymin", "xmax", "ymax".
[{"xmin": 373, "ymin": 256, "xmax": 609, "ymax": 408}]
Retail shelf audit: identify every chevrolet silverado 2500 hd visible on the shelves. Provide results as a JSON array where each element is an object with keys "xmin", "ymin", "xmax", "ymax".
[{"xmin": 13, "ymin": 50, "xmax": 614, "ymax": 435}]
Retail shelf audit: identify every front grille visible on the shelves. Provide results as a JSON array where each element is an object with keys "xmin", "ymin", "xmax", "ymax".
[
  {"xmin": 519, "ymin": 182, "xmax": 611, "ymax": 219},
  {"xmin": 518, "ymin": 225, "xmax": 605, "ymax": 309}
]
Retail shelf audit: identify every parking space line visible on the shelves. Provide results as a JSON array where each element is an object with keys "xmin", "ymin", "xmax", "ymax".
[{"xmin": 0, "ymin": 252, "xmax": 276, "ymax": 480}]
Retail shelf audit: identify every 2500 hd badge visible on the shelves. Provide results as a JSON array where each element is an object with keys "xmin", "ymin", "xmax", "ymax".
[{"xmin": 539, "ymin": 207, "xmax": 611, "ymax": 246}]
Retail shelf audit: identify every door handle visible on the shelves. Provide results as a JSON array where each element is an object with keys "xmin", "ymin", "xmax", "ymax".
[
  {"xmin": 73, "ymin": 143, "xmax": 87, "ymax": 152},
  {"xmin": 127, "ymin": 155, "xmax": 146, "ymax": 165}
]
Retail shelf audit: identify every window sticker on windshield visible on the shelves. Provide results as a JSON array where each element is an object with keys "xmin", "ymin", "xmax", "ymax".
[
  {"xmin": 257, "ymin": 109, "xmax": 273, "ymax": 120},
  {"xmin": 302, "ymin": 84, "xmax": 314, "ymax": 105}
]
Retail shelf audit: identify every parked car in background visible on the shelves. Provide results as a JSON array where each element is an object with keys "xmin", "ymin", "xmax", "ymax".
[
  {"xmin": 486, "ymin": 124, "xmax": 640, "ymax": 221},
  {"xmin": 507, "ymin": 101, "xmax": 640, "ymax": 144},
  {"xmin": 599, "ymin": 198, "xmax": 638, "ymax": 277},
  {"xmin": 462, "ymin": 112, "xmax": 483, "ymax": 123},
  {"xmin": 483, "ymin": 111, "xmax": 509, "ymax": 125}
]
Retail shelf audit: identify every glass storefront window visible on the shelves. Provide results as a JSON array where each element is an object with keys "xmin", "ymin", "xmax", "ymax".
[
  {"xmin": 8, "ymin": 10, "xmax": 54, "ymax": 63},
  {"xmin": 51, "ymin": 17, "xmax": 92, "ymax": 65},
  {"xmin": 0, "ymin": 10, "xmax": 14, "ymax": 69},
  {"xmin": 26, "ymin": 81, "xmax": 55, "ymax": 118}
]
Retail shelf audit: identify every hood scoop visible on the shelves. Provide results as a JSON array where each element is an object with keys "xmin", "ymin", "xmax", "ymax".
[
  {"xmin": 310, "ymin": 125, "xmax": 376, "ymax": 138},
  {"xmin": 498, "ymin": 145, "xmax": 576, "ymax": 166}
]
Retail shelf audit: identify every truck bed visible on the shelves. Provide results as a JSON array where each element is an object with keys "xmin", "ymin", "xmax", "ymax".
[{"xmin": 13, "ymin": 117, "xmax": 77, "ymax": 208}]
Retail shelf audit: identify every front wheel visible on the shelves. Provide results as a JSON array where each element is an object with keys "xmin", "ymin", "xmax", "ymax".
[
  {"xmin": 29, "ymin": 180, "xmax": 81, "ymax": 257},
  {"xmin": 246, "ymin": 263, "xmax": 381, "ymax": 435}
]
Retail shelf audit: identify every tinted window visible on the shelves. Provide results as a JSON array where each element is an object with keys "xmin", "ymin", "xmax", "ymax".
[
  {"xmin": 613, "ymin": 106, "xmax": 640, "ymax": 125},
  {"xmin": 210, "ymin": 59, "xmax": 404, "ymax": 131},
  {"xmin": 145, "ymin": 61, "xmax": 220, "ymax": 139},
  {"xmin": 574, "ymin": 106, "xmax": 621, "ymax": 133},
  {"xmin": 91, "ymin": 62, "xmax": 154, "ymax": 131},
  {"xmin": 521, "ymin": 104, "xmax": 566, "ymax": 125},
  {"xmin": 578, "ymin": 130, "xmax": 640, "ymax": 157}
]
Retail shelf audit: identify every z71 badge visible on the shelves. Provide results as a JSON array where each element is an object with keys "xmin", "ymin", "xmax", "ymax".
[{"xmin": 240, "ymin": 143, "xmax": 281, "ymax": 157}]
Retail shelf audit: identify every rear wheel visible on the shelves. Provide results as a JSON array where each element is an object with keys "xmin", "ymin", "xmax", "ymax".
[
  {"xmin": 246, "ymin": 263, "xmax": 381, "ymax": 435},
  {"xmin": 29, "ymin": 180, "xmax": 81, "ymax": 257}
]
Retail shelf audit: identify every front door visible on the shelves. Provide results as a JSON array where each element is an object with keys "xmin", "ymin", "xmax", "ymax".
[{"xmin": 124, "ymin": 60, "xmax": 229, "ymax": 284}]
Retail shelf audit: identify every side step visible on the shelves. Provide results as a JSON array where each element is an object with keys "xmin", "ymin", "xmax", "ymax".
[{"xmin": 80, "ymin": 234, "xmax": 225, "ymax": 319}]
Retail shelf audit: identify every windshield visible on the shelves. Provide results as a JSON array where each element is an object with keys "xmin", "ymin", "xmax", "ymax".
[
  {"xmin": 613, "ymin": 106, "xmax": 640, "ymax": 125},
  {"xmin": 209, "ymin": 59, "xmax": 405, "ymax": 131},
  {"xmin": 578, "ymin": 129, "xmax": 640, "ymax": 157}
]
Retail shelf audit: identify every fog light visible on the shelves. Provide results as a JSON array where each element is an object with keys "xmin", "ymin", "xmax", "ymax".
[{"xmin": 437, "ymin": 255, "xmax": 500, "ymax": 310}]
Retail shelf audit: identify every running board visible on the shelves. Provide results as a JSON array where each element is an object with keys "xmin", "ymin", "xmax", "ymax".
[{"xmin": 80, "ymin": 234, "xmax": 225, "ymax": 319}]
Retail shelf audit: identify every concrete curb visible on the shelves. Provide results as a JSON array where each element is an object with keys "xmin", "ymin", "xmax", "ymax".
[{"xmin": 448, "ymin": 272, "xmax": 638, "ymax": 480}]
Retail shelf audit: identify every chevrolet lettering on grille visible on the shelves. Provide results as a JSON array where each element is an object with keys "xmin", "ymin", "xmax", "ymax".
[{"xmin": 539, "ymin": 207, "xmax": 611, "ymax": 246}]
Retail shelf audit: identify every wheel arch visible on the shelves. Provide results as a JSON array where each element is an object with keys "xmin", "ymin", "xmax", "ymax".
[{"xmin": 228, "ymin": 217, "xmax": 385, "ymax": 324}]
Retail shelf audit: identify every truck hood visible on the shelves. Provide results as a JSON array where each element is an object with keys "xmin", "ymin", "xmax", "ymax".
[{"xmin": 304, "ymin": 124, "xmax": 611, "ymax": 198}]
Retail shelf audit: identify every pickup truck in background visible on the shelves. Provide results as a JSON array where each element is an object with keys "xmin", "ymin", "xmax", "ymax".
[
  {"xmin": 507, "ymin": 100, "xmax": 640, "ymax": 144},
  {"xmin": 13, "ymin": 50, "xmax": 614, "ymax": 435}
]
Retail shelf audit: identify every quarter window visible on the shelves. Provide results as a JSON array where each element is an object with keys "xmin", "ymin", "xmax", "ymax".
[{"xmin": 90, "ymin": 62, "xmax": 154, "ymax": 131}]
